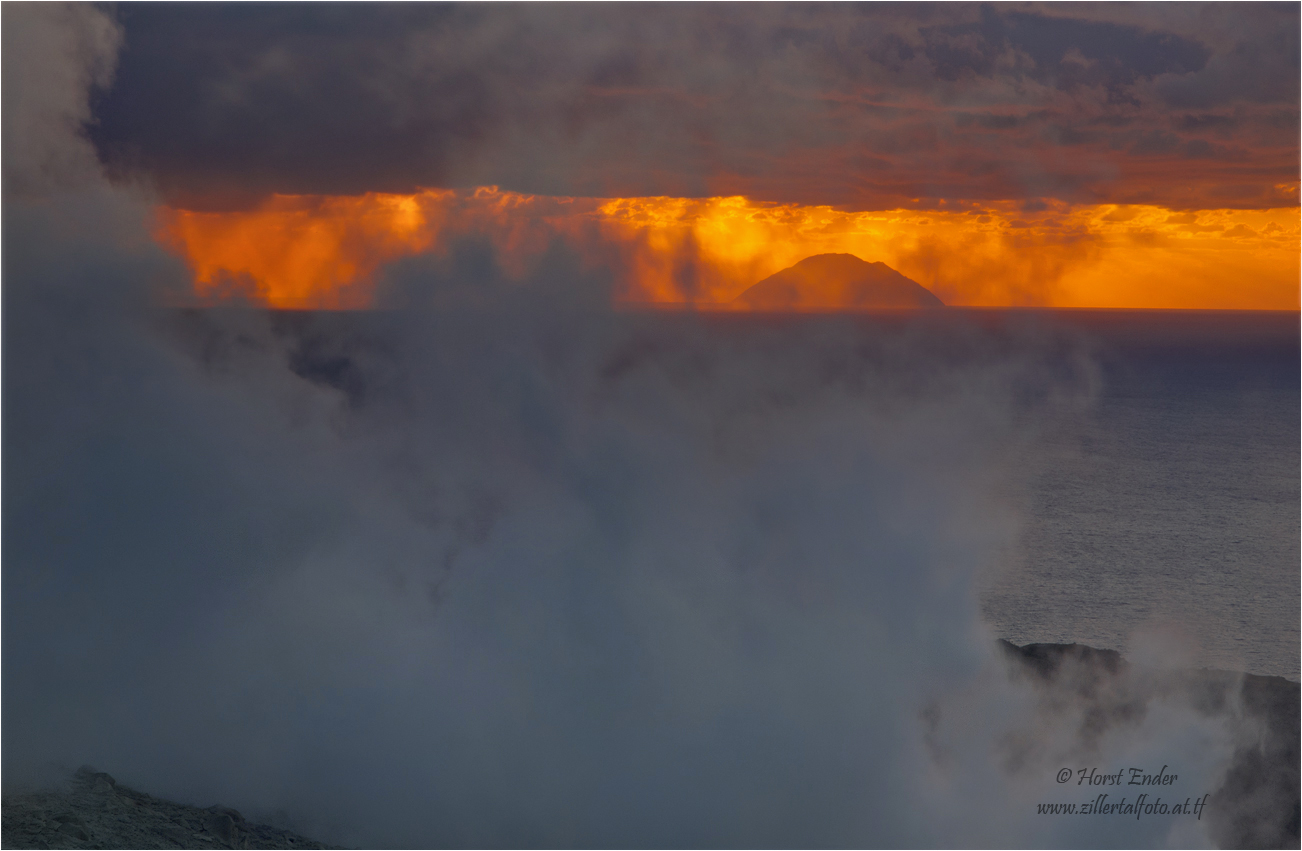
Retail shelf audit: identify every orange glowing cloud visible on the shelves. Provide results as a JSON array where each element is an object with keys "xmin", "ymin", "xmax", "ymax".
[
  {"xmin": 597, "ymin": 197, "xmax": 1300, "ymax": 310},
  {"xmin": 155, "ymin": 188, "xmax": 1300, "ymax": 311},
  {"xmin": 156, "ymin": 192, "xmax": 447, "ymax": 308}
]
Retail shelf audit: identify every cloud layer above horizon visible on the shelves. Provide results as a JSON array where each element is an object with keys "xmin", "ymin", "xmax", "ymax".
[{"xmin": 92, "ymin": 3, "xmax": 1298, "ymax": 213}]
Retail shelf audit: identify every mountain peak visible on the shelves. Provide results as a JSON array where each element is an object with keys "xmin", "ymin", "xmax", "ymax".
[{"xmin": 733, "ymin": 254, "xmax": 943, "ymax": 310}]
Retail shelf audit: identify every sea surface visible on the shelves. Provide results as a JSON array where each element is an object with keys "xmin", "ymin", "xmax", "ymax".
[{"xmin": 977, "ymin": 310, "xmax": 1300, "ymax": 681}]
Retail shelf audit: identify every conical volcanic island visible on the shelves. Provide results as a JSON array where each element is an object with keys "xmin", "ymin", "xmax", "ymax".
[{"xmin": 733, "ymin": 253, "xmax": 942, "ymax": 310}]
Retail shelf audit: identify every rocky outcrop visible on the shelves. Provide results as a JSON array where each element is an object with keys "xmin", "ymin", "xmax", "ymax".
[
  {"xmin": 8, "ymin": 646, "xmax": 1294, "ymax": 849},
  {"xmin": 1000, "ymin": 640, "xmax": 1301, "ymax": 850},
  {"xmin": 1, "ymin": 766, "xmax": 330, "ymax": 849}
]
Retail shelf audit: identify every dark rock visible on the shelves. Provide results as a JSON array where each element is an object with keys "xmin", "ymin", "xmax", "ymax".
[
  {"xmin": 74, "ymin": 765, "xmax": 116, "ymax": 788},
  {"xmin": 733, "ymin": 253, "xmax": 944, "ymax": 310},
  {"xmin": 206, "ymin": 805, "xmax": 244, "ymax": 824},
  {"xmin": 998, "ymin": 638, "xmax": 1125, "ymax": 680},
  {"xmin": 158, "ymin": 822, "xmax": 191, "ymax": 844},
  {"xmin": 56, "ymin": 820, "xmax": 89, "ymax": 841},
  {"xmin": 1000, "ymin": 639, "xmax": 1301, "ymax": 850},
  {"xmin": 1205, "ymin": 672, "xmax": 1300, "ymax": 850},
  {"xmin": 205, "ymin": 811, "xmax": 237, "ymax": 843},
  {"xmin": 2, "ymin": 769, "xmax": 334, "ymax": 849}
]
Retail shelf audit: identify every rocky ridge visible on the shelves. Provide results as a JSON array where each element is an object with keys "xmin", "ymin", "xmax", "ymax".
[
  {"xmin": 5, "ymin": 643, "xmax": 1296, "ymax": 849},
  {"xmin": 1, "ymin": 766, "xmax": 330, "ymax": 849},
  {"xmin": 999, "ymin": 640, "xmax": 1300, "ymax": 850}
]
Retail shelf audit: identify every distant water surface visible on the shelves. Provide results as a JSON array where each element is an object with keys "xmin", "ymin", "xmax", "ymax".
[{"xmin": 978, "ymin": 310, "xmax": 1299, "ymax": 681}]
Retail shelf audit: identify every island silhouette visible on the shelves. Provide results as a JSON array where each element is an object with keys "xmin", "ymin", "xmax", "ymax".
[{"xmin": 733, "ymin": 253, "xmax": 943, "ymax": 310}]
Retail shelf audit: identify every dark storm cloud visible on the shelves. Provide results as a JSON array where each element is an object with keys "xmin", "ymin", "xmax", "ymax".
[
  {"xmin": 918, "ymin": 7, "xmax": 1209, "ymax": 89},
  {"xmin": 88, "ymin": 4, "xmax": 491, "ymax": 208},
  {"xmin": 89, "ymin": 2, "xmax": 1298, "ymax": 211}
]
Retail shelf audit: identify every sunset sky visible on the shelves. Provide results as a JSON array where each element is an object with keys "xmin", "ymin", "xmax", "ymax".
[{"xmin": 92, "ymin": 4, "xmax": 1300, "ymax": 309}]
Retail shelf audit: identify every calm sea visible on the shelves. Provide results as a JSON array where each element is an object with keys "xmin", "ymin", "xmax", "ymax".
[{"xmin": 978, "ymin": 310, "xmax": 1300, "ymax": 681}]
